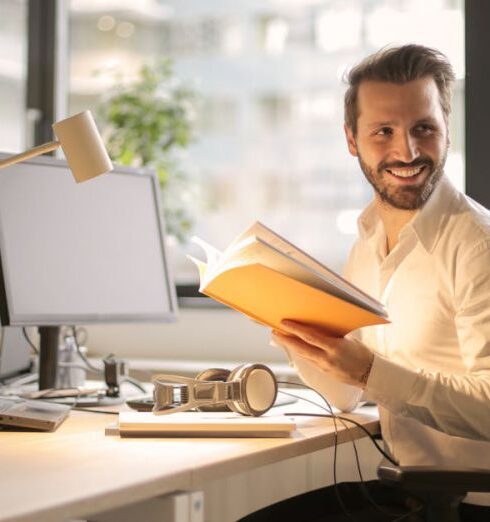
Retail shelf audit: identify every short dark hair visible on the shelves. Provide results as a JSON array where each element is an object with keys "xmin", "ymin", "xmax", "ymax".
[{"xmin": 344, "ymin": 44, "xmax": 455, "ymax": 135}]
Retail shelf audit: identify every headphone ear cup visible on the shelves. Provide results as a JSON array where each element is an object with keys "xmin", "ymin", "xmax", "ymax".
[
  {"xmin": 195, "ymin": 368, "xmax": 232, "ymax": 412},
  {"xmin": 195, "ymin": 368, "xmax": 231, "ymax": 382},
  {"xmin": 226, "ymin": 364, "xmax": 277, "ymax": 416}
]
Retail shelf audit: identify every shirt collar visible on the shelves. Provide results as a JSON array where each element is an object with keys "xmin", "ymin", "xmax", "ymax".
[
  {"xmin": 409, "ymin": 175, "xmax": 456, "ymax": 253},
  {"xmin": 357, "ymin": 199, "xmax": 379, "ymax": 240},
  {"xmin": 357, "ymin": 175, "xmax": 457, "ymax": 253}
]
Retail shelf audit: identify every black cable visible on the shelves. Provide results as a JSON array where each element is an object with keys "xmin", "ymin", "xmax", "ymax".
[
  {"xmin": 279, "ymin": 385, "xmax": 421, "ymax": 520},
  {"xmin": 277, "ymin": 382, "xmax": 397, "ymax": 466},
  {"xmin": 279, "ymin": 389, "xmax": 397, "ymax": 519},
  {"xmin": 277, "ymin": 382, "xmax": 416, "ymax": 521},
  {"xmin": 22, "ymin": 327, "xmax": 38, "ymax": 354},
  {"xmin": 288, "ymin": 412, "xmax": 397, "ymax": 467},
  {"xmin": 280, "ymin": 385, "xmax": 396, "ymax": 501},
  {"xmin": 285, "ymin": 411, "xmax": 412, "ymax": 520},
  {"xmin": 278, "ymin": 381, "xmax": 357, "ymax": 522},
  {"xmin": 72, "ymin": 407, "xmax": 119, "ymax": 415},
  {"xmin": 279, "ymin": 386, "xmax": 361, "ymax": 521}
]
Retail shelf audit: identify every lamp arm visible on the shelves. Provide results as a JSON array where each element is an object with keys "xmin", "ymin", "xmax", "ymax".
[{"xmin": 0, "ymin": 140, "xmax": 60, "ymax": 169}]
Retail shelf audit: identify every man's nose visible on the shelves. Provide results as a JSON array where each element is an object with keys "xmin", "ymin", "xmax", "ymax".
[{"xmin": 393, "ymin": 132, "xmax": 419, "ymax": 163}]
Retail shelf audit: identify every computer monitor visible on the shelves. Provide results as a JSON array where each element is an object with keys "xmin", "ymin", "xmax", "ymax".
[{"xmin": 0, "ymin": 153, "xmax": 178, "ymax": 389}]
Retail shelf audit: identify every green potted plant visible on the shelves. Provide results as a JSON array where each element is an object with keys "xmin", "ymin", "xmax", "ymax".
[{"xmin": 97, "ymin": 59, "xmax": 197, "ymax": 243}]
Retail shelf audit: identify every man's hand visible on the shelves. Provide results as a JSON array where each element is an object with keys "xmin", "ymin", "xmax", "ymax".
[{"xmin": 271, "ymin": 319, "xmax": 374, "ymax": 389}]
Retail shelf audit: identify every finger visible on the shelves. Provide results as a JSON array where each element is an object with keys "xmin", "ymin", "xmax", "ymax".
[
  {"xmin": 280, "ymin": 319, "xmax": 340, "ymax": 348},
  {"xmin": 269, "ymin": 331, "xmax": 284, "ymax": 348},
  {"xmin": 271, "ymin": 331, "xmax": 292, "ymax": 347}
]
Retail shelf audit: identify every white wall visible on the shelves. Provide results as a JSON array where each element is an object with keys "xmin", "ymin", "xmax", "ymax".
[{"xmin": 85, "ymin": 307, "xmax": 289, "ymax": 365}]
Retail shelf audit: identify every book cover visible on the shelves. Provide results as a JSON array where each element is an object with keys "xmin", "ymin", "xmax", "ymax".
[{"xmin": 115, "ymin": 411, "xmax": 296, "ymax": 438}]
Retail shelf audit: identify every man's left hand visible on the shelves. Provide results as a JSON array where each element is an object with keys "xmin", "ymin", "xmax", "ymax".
[{"xmin": 271, "ymin": 319, "xmax": 374, "ymax": 389}]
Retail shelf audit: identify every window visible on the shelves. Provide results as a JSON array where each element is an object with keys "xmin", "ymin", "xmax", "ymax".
[
  {"xmin": 0, "ymin": 0, "xmax": 27, "ymax": 152},
  {"xmin": 65, "ymin": 0, "xmax": 464, "ymax": 286}
]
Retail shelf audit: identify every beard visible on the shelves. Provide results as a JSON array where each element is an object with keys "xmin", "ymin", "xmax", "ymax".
[{"xmin": 357, "ymin": 147, "xmax": 448, "ymax": 210}]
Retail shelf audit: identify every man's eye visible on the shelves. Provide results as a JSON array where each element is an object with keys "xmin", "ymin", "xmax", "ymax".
[
  {"xmin": 375, "ymin": 127, "xmax": 392, "ymax": 136},
  {"xmin": 414, "ymin": 124, "xmax": 435, "ymax": 135}
]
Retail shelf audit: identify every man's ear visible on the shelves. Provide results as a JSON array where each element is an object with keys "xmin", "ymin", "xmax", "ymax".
[{"xmin": 344, "ymin": 124, "xmax": 358, "ymax": 157}]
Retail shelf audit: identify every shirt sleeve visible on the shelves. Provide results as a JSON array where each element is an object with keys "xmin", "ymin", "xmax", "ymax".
[{"xmin": 365, "ymin": 239, "xmax": 490, "ymax": 441}]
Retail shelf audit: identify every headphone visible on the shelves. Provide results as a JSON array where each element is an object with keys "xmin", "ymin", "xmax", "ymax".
[{"xmin": 152, "ymin": 363, "xmax": 278, "ymax": 417}]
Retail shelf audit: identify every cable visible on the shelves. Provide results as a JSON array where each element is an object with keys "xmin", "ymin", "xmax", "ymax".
[
  {"xmin": 122, "ymin": 376, "xmax": 147, "ymax": 394},
  {"xmin": 71, "ymin": 326, "xmax": 103, "ymax": 374},
  {"xmin": 285, "ymin": 410, "xmax": 411, "ymax": 520},
  {"xmin": 71, "ymin": 407, "xmax": 119, "ymax": 415},
  {"xmin": 287, "ymin": 412, "xmax": 397, "ymax": 467},
  {"xmin": 277, "ymin": 382, "xmax": 397, "ymax": 466},
  {"xmin": 0, "ymin": 371, "xmax": 39, "ymax": 388},
  {"xmin": 22, "ymin": 327, "xmax": 38, "ymax": 354},
  {"xmin": 280, "ymin": 385, "xmax": 402, "ymax": 520},
  {"xmin": 277, "ymin": 382, "xmax": 416, "ymax": 521},
  {"xmin": 58, "ymin": 363, "xmax": 92, "ymax": 372},
  {"xmin": 277, "ymin": 381, "xmax": 357, "ymax": 521},
  {"xmin": 70, "ymin": 327, "xmax": 148, "ymax": 395},
  {"xmin": 279, "ymin": 389, "xmax": 387, "ymax": 518},
  {"xmin": 279, "ymin": 385, "xmax": 363, "ymax": 520},
  {"xmin": 279, "ymin": 384, "xmax": 421, "ymax": 520}
]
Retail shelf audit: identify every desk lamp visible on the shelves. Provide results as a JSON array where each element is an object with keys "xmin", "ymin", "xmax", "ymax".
[
  {"xmin": 0, "ymin": 110, "xmax": 113, "ymax": 389},
  {"xmin": 0, "ymin": 110, "xmax": 113, "ymax": 182}
]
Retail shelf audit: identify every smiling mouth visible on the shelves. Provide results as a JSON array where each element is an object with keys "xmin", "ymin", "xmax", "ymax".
[{"xmin": 385, "ymin": 165, "xmax": 426, "ymax": 180}]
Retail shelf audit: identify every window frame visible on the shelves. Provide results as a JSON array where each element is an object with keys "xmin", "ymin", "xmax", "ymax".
[
  {"xmin": 465, "ymin": 0, "xmax": 490, "ymax": 209},
  {"xmin": 26, "ymin": 0, "xmax": 57, "ymax": 146}
]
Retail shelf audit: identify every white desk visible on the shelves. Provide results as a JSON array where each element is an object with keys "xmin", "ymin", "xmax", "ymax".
[{"xmin": 0, "ymin": 395, "xmax": 380, "ymax": 522}]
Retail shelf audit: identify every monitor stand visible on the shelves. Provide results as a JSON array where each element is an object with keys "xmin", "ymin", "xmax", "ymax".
[
  {"xmin": 37, "ymin": 325, "xmax": 125, "ymax": 407},
  {"xmin": 38, "ymin": 326, "xmax": 59, "ymax": 390}
]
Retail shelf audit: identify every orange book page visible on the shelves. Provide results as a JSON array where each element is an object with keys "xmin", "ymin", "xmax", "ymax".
[
  {"xmin": 203, "ymin": 264, "xmax": 388, "ymax": 336},
  {"xmin": 223, "ymin": 221, "xmax": 383, "ymax": 314}
]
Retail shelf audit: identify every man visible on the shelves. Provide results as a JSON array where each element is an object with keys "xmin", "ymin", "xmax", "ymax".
[{"xmin": 267, "ymin": 44, "xmax": 490, "ymax": 521}]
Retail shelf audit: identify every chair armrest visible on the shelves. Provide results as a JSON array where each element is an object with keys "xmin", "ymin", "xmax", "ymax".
[{"xmin": 378, "ymin": 460, "xmax": 490, "ymax": 494}]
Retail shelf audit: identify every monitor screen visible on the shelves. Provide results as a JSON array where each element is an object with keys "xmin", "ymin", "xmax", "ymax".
[{"xmin": 0, "ymin": 155, "xmax": 177, "ymax": 326}]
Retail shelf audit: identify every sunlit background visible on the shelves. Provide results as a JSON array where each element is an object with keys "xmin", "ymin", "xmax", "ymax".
[{"xmin": 0, "ymin": 0, "xmax": 464, "ymax": 285}]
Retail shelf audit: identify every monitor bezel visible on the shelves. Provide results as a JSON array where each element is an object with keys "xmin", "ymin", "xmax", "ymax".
[{"xmin": 0, "ymin": 153, "xmax": 178, "ymax": 327}]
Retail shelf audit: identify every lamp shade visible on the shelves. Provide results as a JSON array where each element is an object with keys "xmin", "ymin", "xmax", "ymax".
[{"xmin": 52, "ymin": 111, "xmax": 113, "ymax": 183}]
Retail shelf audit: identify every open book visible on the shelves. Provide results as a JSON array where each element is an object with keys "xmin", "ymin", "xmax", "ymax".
[{"xmin": 189, "ymin": 222, "xmax": 388, "ymax": 336}]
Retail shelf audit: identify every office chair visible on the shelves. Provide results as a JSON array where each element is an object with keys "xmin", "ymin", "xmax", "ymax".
[{"xmin": 378, "ymin": 460, "xmax": 490, "ymax": 522}]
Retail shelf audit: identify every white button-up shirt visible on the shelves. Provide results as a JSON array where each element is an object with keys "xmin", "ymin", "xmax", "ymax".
[{"xmin": 290, "ymin": 175, "xmax": 490, "ymax": 505}]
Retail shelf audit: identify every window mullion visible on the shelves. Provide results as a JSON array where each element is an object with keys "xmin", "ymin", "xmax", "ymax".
[{"xmin": 26, "ymin": 0, "xmax": 60, "ymax": 147}]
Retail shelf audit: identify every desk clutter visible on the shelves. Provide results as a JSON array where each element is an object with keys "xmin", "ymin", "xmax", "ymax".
[
  {"xmin": 106, "ymin": 363, "xmax": 299, "ymax": 438},
  {"xmin": 1, "ymin": 360, "xmax": 301, "ymax": 440},
  {"xmin": 0, "ymin": 396, "xmax": 70, "ymax": 431}
]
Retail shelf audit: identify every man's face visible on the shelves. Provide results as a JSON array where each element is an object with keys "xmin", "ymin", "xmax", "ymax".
[{"xmin": 345, "ymin": 77, "xmax": 449, "ymax": 210}]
